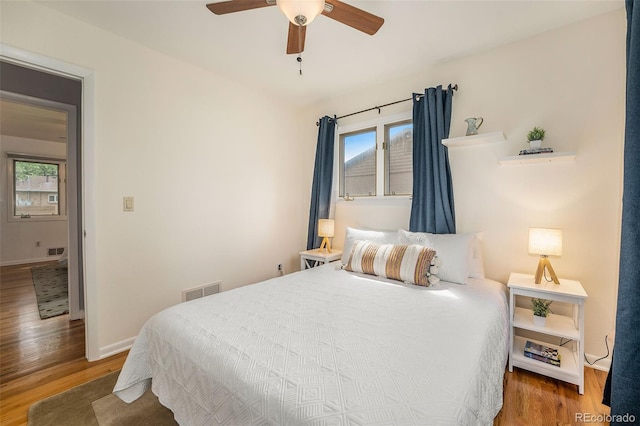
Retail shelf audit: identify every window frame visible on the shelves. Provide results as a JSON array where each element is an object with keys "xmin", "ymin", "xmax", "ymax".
[
  {"xmin": 7, "ymin": 153, "xmax": 67, "ymax": 222},
  {"xmin": 383, "ymin": 118, "xmax": 413, "ymax": 197},
  {"xmin": 338, "ymin": 126, "xmax": 377, "ymax": 198},
  {"xmin": 335, "ymin": 111, "xmax": 412, "ymax": 201}
]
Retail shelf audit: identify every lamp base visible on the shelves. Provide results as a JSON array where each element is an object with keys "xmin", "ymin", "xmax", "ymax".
[
  {"xmin": 319, "ymin": 237, "xmax": 332, "ymax": 253},
  {"xmin": 534, "ymin": 256, "xmax": 560, "ymax": 284}
]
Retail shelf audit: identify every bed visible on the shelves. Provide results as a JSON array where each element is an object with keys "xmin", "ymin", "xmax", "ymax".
[{"xmin": 114, "ymin": 229, "xmax": 509, "ymax": 425}]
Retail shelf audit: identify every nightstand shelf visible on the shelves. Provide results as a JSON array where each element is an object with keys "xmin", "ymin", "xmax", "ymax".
[
  {"xmin": 512, "ymin": 336, "xmax": 580, "ymax": 384},
  {"xmin": 513, "ymin": 307, "xmax": 579, "ymax": 340},
  {"xmin": 507, "ymin": 272, "xmax": 588, "ymax": 394},
  {"xmin": 299, "ymin": 249, "xmax": 342, "ymax": 270}
]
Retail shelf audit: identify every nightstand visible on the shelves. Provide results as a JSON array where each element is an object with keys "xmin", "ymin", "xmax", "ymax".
[
  {"xmin": 299, "ymin": 249, "xmax": 343, "ymax": 270},
  {"xmin": 507, "ymin": 272, "xmax": 588, "ymax": 394}
]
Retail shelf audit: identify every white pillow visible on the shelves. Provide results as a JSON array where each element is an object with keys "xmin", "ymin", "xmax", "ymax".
[
  {"xmin": 340, "ymin": 227, "xmax": 401, "ymax": 264},
  {"xmin": 469, "ymin": 234, "xmax": 486, "ymax": 279},
  {"xmin": 397, "ymin": 229, "xmax": 475, "ymax": 284}
]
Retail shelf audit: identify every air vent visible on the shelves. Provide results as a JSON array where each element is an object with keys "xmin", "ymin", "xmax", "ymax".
[
  {"xmin": 47, "ymin": 247, "xmax": 65, "ymax": 256},
  {"xmin": 182, "ymin": 281, "xmax": 221, "ymax": 302}
]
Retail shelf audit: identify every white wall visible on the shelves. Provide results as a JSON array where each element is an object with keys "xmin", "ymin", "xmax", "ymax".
[
  {"xmin": 1, "ymin": 2, "xmax": 306, "ymax": 356},
  {"xmin": 302, "ymin": 9, "xmax": 625, "ymax": 365},
  {"xmin": 0, "ymin": 135, "xmax": 68, "ymax": 264}
]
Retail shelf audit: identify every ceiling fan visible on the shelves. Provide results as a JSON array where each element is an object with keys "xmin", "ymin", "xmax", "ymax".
[{"xmin": 206, "ymin": 0, "xmax": 384, "ymax": 55}]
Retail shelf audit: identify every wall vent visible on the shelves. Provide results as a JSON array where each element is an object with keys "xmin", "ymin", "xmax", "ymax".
[
  {"xmin": 47, "ymin": 247, "xmax": 65, "ymax": 256},
  {"xmin": 182, "ymin": 281, "xmax": 221, "ymax": 302}
]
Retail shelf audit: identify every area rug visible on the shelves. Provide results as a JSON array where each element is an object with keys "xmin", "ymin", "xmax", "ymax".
[
  {"xmin": 31, "ymin": 264, "xmax": 68, "ymax": 319},
  {"xmin": 28, "ymin": 371, "xmax": 177, "ymax": 426}
]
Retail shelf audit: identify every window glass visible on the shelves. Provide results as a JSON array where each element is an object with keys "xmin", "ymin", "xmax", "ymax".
[
  {"xmin": 340, "ymin": 129, "xmax": 376, "ymax": 197},
  {"xmin": 385, "ymin": 121, "xmax": 413, "ymax": 196},
  {"xmin": 14, "ymin": 160, "xmax": 60, "ymax": 216}
]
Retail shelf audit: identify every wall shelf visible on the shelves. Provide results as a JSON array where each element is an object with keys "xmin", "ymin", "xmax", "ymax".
[
  {"xmin": 442, "ymin": 131, "xmax": 506, "ymax": 147},
  {"xmin": 498, "ymin": 151, "xmax": 576, "ymax": 165}
]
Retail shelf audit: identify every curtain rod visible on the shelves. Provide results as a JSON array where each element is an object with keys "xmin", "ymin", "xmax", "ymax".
[{"xmin": 317, "ymin": 84, "xmax": 458, "ymax": 126}]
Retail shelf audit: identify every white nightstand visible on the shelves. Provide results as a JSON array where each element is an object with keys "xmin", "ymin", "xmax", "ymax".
[
  {"xmin": 507, "ymin": 272, "xmax": 588, "ymax": 394},
  {"xmin": 299, "ymin": 249, "xmax": 343, "ymax": 270}
]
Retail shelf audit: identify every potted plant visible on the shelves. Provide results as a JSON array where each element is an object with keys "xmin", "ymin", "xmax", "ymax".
[
  {"xmin": 527, "ymin": 126, "xmax": 546, "ymax": 149},
  {"xmin": 531, "ymin": 298, "xmax": 552, "ymax": 327}
]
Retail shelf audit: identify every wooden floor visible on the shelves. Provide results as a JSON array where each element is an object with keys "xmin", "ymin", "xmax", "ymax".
[
  {"xmin": 0, "ymin": 262, "xmax": 127, "ymax": 426},
  {"xmin": 0, "ymin": 262, "xmax": 611, "ymax": 426}
]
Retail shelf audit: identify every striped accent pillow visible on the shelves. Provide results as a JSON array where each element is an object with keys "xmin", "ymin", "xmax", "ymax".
[{"xmin": 345, "ymin": 240, "xmax": 436, "ymax": 286}]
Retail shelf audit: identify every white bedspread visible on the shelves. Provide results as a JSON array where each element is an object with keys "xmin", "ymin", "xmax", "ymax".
[{"xmin": 114, "ymin": 264, "xmax": 509, "ymax": 425}]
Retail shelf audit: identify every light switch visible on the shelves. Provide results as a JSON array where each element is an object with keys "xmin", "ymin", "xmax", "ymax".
[{"xmin": 123, "ymin": 196, "xmax": 134, "ymax": 212}]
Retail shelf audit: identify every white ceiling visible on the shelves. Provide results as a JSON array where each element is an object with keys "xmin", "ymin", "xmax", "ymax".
[
  {"xmin": 0, "ymin": 99, "xmax": 68, "ymax": 143},
  {"xmin": 20, "ymin": 1, "xmax": 618, "ymax": 110}
]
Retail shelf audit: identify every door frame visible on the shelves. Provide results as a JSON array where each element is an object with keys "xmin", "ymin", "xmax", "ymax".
[{"xmin": 1, "ymin": 43, "xmax": 100, "ymax": 361}]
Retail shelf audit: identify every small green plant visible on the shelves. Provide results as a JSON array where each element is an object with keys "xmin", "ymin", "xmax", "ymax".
[
  {"xmin": 532, "ymin": 298, "xmax": 552, "ymax": 317},
  {"xmin": 527, "ymin": 127, "xmax": 546, "ymax": 142}
]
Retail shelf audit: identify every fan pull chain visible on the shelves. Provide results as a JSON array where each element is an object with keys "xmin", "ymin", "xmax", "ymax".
[{"xmin": 297, "ymin": 24, "xmax": 303, "ymax": 76}]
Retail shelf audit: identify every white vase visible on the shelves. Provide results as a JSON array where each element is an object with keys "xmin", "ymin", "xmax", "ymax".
[
  {"xmin": 529, "ymin": 140, "xmax": 543, "ymax": 149},
  {"xmin": 533, "ymin": 314, "xmax": 547, "ymax": 327}
]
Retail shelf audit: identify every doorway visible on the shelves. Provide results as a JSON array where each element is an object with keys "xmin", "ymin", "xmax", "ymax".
[
  {"xmin": 0, "ymin": 91, "xmax": 80, "ymax": 318},
  {"xmin": 0, "ymin": 50, "xmax": 98, "ymax": 360}
]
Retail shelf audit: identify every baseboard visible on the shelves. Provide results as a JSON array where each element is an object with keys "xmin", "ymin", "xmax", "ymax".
[
  {"xmin": 1, "ymin": 256, "xmax": 62, "ymax": 266},
  {"xmin": 99, "ymin": 336, "xmax": 136, "ymax": 359},
  {"xmin": 69, "ymin": 309, "xmax": 84, "ymax": 321},
  {"xmin": 585, "ymin": 353, "xmax": 611, "ymax": 372}
]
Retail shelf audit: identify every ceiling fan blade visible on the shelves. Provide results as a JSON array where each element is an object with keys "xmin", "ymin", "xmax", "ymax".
[
  {"xmin": 322, "ymin": 0, "xmax": 384, "ymax": 35},
  {"xmin": 206, "ymin": 0, "xmax": 274, "ymax": 15},
  {"xmin": 286, "ymin": 23, "xmax": 306, "ymax": 55}
]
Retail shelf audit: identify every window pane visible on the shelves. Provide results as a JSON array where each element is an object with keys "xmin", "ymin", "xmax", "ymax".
[
  {"xmin": 341, "ymin": 129, "xmax": 376, "ymax": 197},
  {"xmin": 14, "ymin": 160, "xmax": 59, "ymax": 216},
  {"xmin": 385, "ymin": 121, "xmax": 413, "ymax": 196}
]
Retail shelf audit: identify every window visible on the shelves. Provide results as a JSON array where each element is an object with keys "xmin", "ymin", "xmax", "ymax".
[
  {"xmin": 384, "ymin": 120, "xmax": 413, "ymax": 196},
  {"xmin": 340, "ymin": 128, "xmax": 377, "ymax": 197},
  {"xmin": 8, "ymin": 155, "xmax": 66, "ymax": 220},
  {"xmin": 338, "ymin": 113, "xmax": 412, "ymax": 198}
]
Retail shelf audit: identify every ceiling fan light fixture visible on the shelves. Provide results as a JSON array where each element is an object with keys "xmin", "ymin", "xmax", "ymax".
[{"xmin": 276, "ymin": 0, "xmax": 325, "ymax": 26}]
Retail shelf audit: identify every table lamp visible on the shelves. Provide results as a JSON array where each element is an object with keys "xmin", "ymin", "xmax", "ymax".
[
  {"xmin": 318, "ymin": 219, "xmax": 335, "ymax": 253},
  {"xmin": 528, "ymin": 228, "xmax": 562, "ymax": 284}
]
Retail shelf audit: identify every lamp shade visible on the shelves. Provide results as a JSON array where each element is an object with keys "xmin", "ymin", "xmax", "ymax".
[
  {"xmin": 318, "ymin": 219, "xmax": 335, "ymax": 238},
  {"xmin": 528, "ymin": 228, "xmax": 563, "ymax": 256},
  {"xmin": 276, "ymin": 0, "xmax": 325, "ymax": 26}
]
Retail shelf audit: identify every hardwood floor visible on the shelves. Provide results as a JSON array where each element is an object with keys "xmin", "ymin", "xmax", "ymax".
[
  {"xmin": 0, "ymin": 262, "xmax": 126, "ymax": 426},
  {"xmin": 0, "ymin": 262, "xmax": 611, "ymax": 426},
  {"xmin": 495, "ymin": 365, "xmax": 611, "ymax": 425}
]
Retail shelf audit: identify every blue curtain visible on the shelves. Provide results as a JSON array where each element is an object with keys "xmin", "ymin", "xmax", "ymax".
[
  {"xmin": 607, "ymin": 1, "xmax": 640, "ymax": 422},
  {"xmin": 307, "ymin": 116, "xmax": 336, "ymax": 250},
  {"xmin": 409, "ymin": 85, "xmax": 455, "ymax": 234}
]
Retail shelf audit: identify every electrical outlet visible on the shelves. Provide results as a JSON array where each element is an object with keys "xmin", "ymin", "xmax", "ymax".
[{"xmin": 277, "ymin": 264, "xmax": 284, "ymax": 276}]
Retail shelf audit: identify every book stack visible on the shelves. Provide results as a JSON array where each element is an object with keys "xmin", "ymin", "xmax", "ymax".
[
  {"xmin": 524, "ymin": 340, "xmax": 561, "ymax": 367},
  {"xmin": 519, "ymin": 147, "xmax": 554, "ymax": 155}
]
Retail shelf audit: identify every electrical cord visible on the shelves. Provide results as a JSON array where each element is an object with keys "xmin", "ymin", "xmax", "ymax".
[{"xmin": 584, "ymin": 334, "xmax": 611, "ymax": 366}]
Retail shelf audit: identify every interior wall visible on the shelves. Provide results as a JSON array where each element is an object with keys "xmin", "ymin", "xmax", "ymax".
[
  {"xmin": 0, "ymin": 135, "xmax": 68, "ymax": 263},
  {"xmin": 302, "ymin": 9, "xmax": 625, "ymax": 364},
  {"xmin": 1, "ymin": 1, "xmax": 306, "ymax": 355}
]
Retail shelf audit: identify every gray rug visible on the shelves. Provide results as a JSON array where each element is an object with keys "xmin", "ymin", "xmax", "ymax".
[
  {"xmin": 31, "ymin": 264, "xmax": 68, "ymax": 319},
  {"xmin": 28, "ymin": 371, "xmax": 177, "ymax": 426}
]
